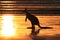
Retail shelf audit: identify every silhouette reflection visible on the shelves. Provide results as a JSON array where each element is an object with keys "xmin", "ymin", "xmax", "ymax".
[
  {"xmin": 31, "ymin": 28, "xmax": 40, "ymax": 36},
  {"xmin": 30, "ymin": 28, "xmax": 46, "ymax": 40}
]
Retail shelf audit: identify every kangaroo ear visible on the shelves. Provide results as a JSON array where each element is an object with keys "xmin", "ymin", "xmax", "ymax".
[
  {"xmin": 23, "ymin": 8, "xmax": 27, "ymax": 12},
  {"xmin": 24, "ymin": 8, "xmax": 28, "ymax": 12},
  {"xmin": 25, "ymin": 8, "xmax": 27, "ymax": 11}
]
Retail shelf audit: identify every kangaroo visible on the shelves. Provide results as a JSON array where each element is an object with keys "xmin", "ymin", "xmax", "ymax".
[{"xmin": 24, "ymin": 8, "xmax": 41, "ymax": 29}]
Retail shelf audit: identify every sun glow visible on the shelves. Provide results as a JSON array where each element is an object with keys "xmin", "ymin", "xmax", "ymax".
[{"xmin": 2, "ymin": 15, "xmax": 15, "ymax": 36}]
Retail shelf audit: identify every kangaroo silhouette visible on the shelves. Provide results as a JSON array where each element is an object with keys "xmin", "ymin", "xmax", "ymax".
[{"xmin": 24, "ymin": 8, "xmax": 41, "ymax": 29}]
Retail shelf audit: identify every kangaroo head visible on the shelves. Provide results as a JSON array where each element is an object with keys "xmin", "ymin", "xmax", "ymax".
[
  {"xmin": 24, "ymin": 8, "xmax": 30, "ymax": 15},
  {"xmin": 24, "ymin": 8, "xmax": 27, "ymax": 12},
  {"xmin": 23, "ymin": 8, "xmax": 28, "ymax": 14}
]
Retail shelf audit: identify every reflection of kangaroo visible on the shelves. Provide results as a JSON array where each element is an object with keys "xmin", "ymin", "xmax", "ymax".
[
  {"xmin": 31, "ymin": 28, "xmax": 40, "ymax": 35},
  {"xmin": 24, "ymin": 8, "xmax": 41, "ymax": 29},
  {"xmin": 30, "ymin": 29, "xmax": 46, "ymax": 40}
]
